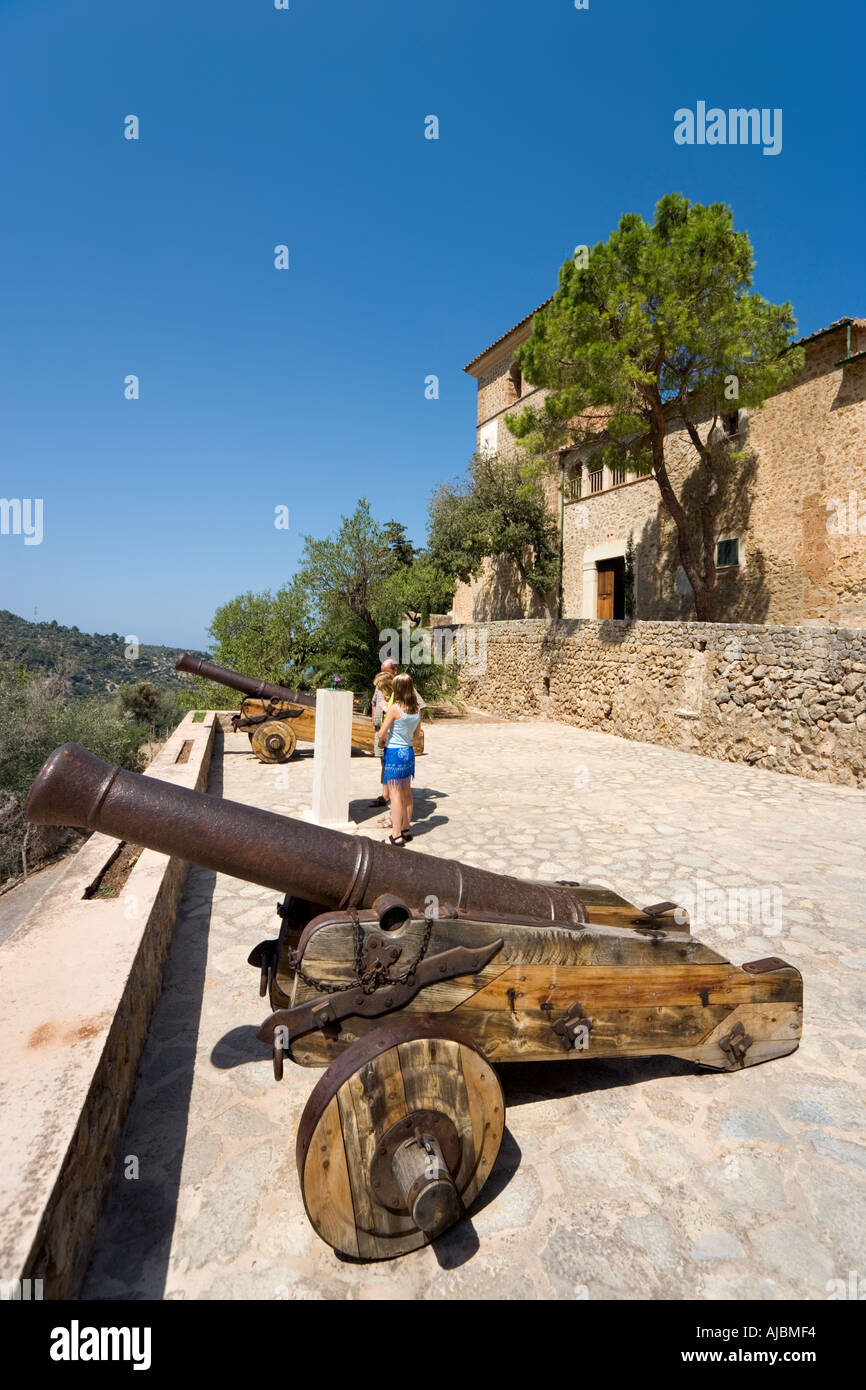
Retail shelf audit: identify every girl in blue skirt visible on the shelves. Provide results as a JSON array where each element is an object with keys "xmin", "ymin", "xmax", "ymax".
[{"xmin": 378, "ymin": 673, "xmax": 421, "ymax": 845}]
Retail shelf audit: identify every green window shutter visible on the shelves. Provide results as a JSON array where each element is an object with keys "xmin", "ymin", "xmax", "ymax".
[{"xmin": 716, "ymin": 538, "xmax": 739, "ymax": 568}]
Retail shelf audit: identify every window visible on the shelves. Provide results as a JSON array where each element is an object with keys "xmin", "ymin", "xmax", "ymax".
[
  {"xmin": 723, "ymin": 411, "xmax": 740, "ymax": 436},
  {"xmin": 508, "ymin": 362, "xmax": 522, "ymax": 400},
  {"xmin": 589, "ymin": 468, "xmax": 604, "ymax": 494},
  {"xmin": 716, "ymin": 537, "xmax": 740, "ymax": 569},
  {"xmin": 564, "ymin": 470, "xmax": 582, "ymax": 501}
]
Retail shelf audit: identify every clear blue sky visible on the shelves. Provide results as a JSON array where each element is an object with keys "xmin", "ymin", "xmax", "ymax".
[{"xmin": 1, "ymin": 0, "xmax": 863, "ymax": 650}]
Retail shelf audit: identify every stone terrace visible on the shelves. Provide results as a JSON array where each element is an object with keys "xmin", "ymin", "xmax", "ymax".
[{"xmin": 84, "ymin": 719, "xmax": 866, "ymax": 1300}]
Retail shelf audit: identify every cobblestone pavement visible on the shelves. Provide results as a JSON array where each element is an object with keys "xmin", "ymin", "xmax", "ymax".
[{"xmin": 84, "ymin": 719, "xmax": 866, "ymax": 1301}]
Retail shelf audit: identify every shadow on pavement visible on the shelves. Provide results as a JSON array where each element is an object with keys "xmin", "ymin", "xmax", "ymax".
[
  {"xmin": 80, "ymin": 740, "xmax": 226, "ymax": 1299},
  {"xmin": 501, "ymin": 1052, "xmax": 710, "ymax": 1108}
]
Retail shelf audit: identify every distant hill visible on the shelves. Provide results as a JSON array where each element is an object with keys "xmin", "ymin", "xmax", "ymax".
[{"xmin": 0, "ymin": 610, "xmax": 206, "ymax": 696}]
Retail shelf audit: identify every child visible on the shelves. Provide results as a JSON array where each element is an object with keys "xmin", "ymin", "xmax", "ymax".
[{"xmin": 377, "ymin": 673, "xmax": 420, "ymax": 845}]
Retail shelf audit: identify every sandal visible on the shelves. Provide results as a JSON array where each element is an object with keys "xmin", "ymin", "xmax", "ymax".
[
  {"xmin": 375, "ymin": 813, "xmax": 392, "ymax": 829},
  {"xmin": 401, "ymin": 829, "xmax": 413, "ymax": 841},
  {"xmin": 369, "ymin": 796, "xmax": 388, "ymax": 807},
  {"xmin": 388, "ymin": 834, "xmax": 405, "ymax": 847}
]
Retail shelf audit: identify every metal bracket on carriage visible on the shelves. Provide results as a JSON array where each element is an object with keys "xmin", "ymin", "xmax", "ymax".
[
  {"xmin": 718, "ymin": 1020, "xmax": 754, "ymax": 1068},
  {"xmin": 552, "ymin": 1001, "xmax": 592, "ymax": 1052},
  {"xmin": 258, "ymin": 938, "xmax": 505, "ymax": 1078},
  {"xmin": 247, "ymin": 939, "xmax": 280, "ymax": 998},
  {"xmin": 741, "ymin": 956, "xmax": 791, "ymax": 974},
  {"xmin": 233, "ymin": 703, "xmax": 306, "ymax": 732},
  {"xmin": 633, "ymin": 900, "xmax": 683, "ymax": 932},
  {"xmin": 360, "ymin": 933, "xmax": 403, "ymax": 977}
]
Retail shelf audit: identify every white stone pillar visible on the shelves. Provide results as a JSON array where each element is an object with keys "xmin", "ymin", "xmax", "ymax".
[{"xmin": 301, "ymin": 689, "xmax": 358, "ymax": 834}]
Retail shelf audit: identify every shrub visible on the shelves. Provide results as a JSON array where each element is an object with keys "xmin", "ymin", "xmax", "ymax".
[{"xmin": 0, "ymin": 668, "xmax": 148, "ymax": 882}]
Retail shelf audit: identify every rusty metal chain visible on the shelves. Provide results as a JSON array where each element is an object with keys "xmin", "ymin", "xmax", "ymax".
[{"xmin": 287, "ymin": 910, "xmax": 434, "ymax": 997}]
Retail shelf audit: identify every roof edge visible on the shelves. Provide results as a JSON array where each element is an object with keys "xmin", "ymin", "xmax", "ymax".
[
  {"xmin": 465, "ymin": 308, "xmax": 864, "ymax": 375},
  {"xmin": 463, "ymin": 298, "xmax": 553, "ymax": 374}
]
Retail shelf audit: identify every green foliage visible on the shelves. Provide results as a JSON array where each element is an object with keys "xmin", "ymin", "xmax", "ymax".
[
  {"xmin": 381, "ymin": 520, "xmax": 417, "ymax": 570},
  {"xmin": 294, "ymin": 502, "xmax": 456, "ymax": 703},
  {"xmin": 507, "ymin": 193, "xmax": 804, "ymax": 618},
  {"xmin": 194, "ymin": 583, "xmax": 315, "ymax": 703},
  {"xmin": 0, "ymin": 609, "xmax": 200, "ymax": 696},
  {"xmin": 117, "ymin": 681, "xmax": 183, "ymax": 737},
  {"xmin": 197, "ymin": 503, "xmax": 458, "ymax": 711},
  {"xmin": 0, "ymin": 666, "xmax": 147, "ymax": 881},
  {"xmin": 296, "ymin": 501, "xmax": 398, "ymax": 642},
  {"xmin": 374, "ymin": 556, "xmax": 456, "ymax": 629},
  {"xmin": 428, "ymin": 452, "xmax": 560, "ymax": 599}
]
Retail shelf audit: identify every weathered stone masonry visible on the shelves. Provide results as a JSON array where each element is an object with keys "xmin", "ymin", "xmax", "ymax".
[
  {"xmin": 456, "ymin": 314, "xmax": 866, "ymax": 627},
  {"xmin": 443, "ymin": 619, "xmax": 866, "ymax": 787}
]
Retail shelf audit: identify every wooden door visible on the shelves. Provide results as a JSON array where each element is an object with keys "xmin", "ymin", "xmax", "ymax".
[{"xmin": 597, "ymin": 562, "xmax": 615, "ymax": 618}]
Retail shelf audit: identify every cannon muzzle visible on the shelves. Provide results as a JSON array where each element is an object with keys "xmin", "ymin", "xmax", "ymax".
[
  {"xmin": 175, "ymin": 653, "xmax": 314, "ymax": 708},
  {"xmin": 26, "ymin": 744, "xmax": 587, "ymax": 923}
]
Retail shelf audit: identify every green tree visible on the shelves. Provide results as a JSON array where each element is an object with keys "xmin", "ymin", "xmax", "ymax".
[
  {"xmin": 381, "ymin": 520, "xmax": 417, "ymax": 570},
  {"xmin": 428, "ymin": 451, "xmax": 560, "ymax": 604},
  {"xmin": 0, "ymin": 665, "xmax": 147, "ymax": 881},
  {"xmin": 200, "ymin": 582, "xmax": 315, "ymax": 698},
  {"xmin": 375, "ymin": 555, "xmax": 456, "ymax": 628},
  {"xmin": 195, "ymin": 505, "xmax": 458, "ymax": 713},
  {"xmin": 507, "ymin": 193, "xmax": 804, "ymax": 620},
  {"xmin": 297, "ymin": 501, "xmax": 397, "ymax": 646},
  {"xmin": 117, "ymin": 680, "xmax": 182, "ymax": 754},
  {"xmin": 297, "ymin": 502, "xmax": 456, "ymax": 703},
  {"xmin": 117, "ymin": 681, "xmax": 163, "ymax": 728}
]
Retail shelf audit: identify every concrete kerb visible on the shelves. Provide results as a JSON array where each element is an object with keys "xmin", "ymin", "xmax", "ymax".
[{"xmin": 0, "ymin": 711, "xmax": 217, "ymax": 1298}]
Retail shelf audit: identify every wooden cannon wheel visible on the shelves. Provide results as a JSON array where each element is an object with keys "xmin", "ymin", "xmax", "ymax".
[
  {"xmin": 296, "ymin": 1016, "xmax": 504, "ymax": 1260},
  {"xmin": 249, "ymin": 720, "xmax": 297, "ymax": 762}
]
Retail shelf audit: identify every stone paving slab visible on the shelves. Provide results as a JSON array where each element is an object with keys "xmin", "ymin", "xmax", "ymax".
[
  {"xmin": 0, "ymin": 856, "xmax": 74, "ymax": 947},
  {"xmin": 83, "ymin": 720, "xmax": 866, "ymax": 1300}
]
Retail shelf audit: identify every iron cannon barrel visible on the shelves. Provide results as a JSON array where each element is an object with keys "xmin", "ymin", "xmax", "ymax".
[
  {"xmin": 25, "ymin": 744, "xmax": 586, "ymax": 923},
  {"xmin": 175, "ymin": 652, "xmax": 313, "ymax": 707}
]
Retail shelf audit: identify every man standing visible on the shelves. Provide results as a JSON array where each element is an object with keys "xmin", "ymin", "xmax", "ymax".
[{"xmin": 369, "ymin": 660, "xmax": 397, "ymax": 808}]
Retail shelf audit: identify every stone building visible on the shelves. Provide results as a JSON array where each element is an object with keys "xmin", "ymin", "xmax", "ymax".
[{"xmin": 453, "ymin": 311, "xmax": 866, "ymax": 626}]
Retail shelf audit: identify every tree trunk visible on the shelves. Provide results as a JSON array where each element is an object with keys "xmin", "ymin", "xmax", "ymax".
[
  {"xmin": 682, "ymin": 412, "xmax": 720, "ymax": 622},
  {"xmin": 648, "ymin": 403, "xmax": 713, "ymax": 621}
]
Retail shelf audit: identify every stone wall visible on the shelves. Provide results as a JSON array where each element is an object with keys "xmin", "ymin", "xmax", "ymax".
[
  {"xmin": 0, "ymin": 712, "xmax": 218, "ymax": 1298},
  {"xmin": 444, "ymin": 618, "xmax": 866, "ymax": 787}
]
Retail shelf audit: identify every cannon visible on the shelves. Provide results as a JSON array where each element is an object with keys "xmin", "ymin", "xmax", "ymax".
[
  {"xmin": 26, "ymin": 744, "xmax": 803, "ymax": 1261},
  {"xmin": 175, "ymin": 653, "xmax": 424, "ymax": 763}
]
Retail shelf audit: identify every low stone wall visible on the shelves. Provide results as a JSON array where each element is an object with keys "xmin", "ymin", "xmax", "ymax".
[
  {"xmin": 441, "ymin": 619, "xmax": 866, "ymax": 787},
  {"xmin": 0, "ymin": 712, "xmax": 218, "ymax": 1298}
]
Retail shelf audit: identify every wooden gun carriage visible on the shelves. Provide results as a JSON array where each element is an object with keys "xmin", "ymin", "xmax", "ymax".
[
  {"xmin": 26, "ymin": 744, "xmax": 803, "ymax": 1261},
  {"xmin": 175, "ymin": 653, "xmax": 424, "ymax": 763}
]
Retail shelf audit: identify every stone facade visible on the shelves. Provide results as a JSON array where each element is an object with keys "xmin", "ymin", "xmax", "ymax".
[
  {"xmin": 451, "ymin": 554, "xmax": 551, "ymax": 624},
  {"xmin": 455, "ymin": 314, "xmax": 866, "ymax": 627},
  {"xmin": 443, "ymin": 618, "xmax": 866, "ymax": 787}
]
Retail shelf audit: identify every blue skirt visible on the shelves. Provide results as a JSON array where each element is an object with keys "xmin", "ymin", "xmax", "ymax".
[{"xmin": 382, "ymin": 744, "xmax": 415, "ymax": 787}]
